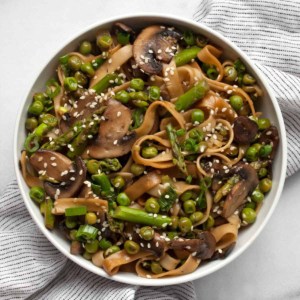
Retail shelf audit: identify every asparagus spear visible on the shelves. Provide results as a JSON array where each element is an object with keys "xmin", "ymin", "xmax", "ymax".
[
  {"xmin": 214, "ymin": 175, "xmax": 240, "ymax": 203},
  {"xmin": 166, "ymin": 123, "xmax": 188, "ymax": 175},
  {"xmin": 112, "ymin": 206, "xmax": 171, "ymax": 228},
  {"xmin": 175, "ymin": 46, "xmax": 201, "ymax": 67},
  {"xmin": 45, "ymin": 198, "xmax": 55, "ymax": 230}
]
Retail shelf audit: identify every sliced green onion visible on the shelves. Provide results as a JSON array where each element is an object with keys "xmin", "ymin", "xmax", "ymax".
[
  {"xmin": 65, "ymin": 206, "xmax": 87, "ymax": 217},
  {"xmin": 76, "ymin": 224, "xmax": 99, "ymax": 241}
]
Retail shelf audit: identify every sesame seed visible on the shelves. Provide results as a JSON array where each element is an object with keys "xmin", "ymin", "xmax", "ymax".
[
  {"xmin": 38, "ymin": 157, "xmax": 43, "ymax": 162},
  {"xmin": 113, "ymin": 140, "xmax": 118, "ymax": 145},
  {"xmin": 51, "ymin": 163, "xmax": 57, "ymax": 167},
  {"xmin": 117, "ymin": 111, "xmax": 121, "ymax": 117},
  {"xmin": 266, "ymin": 131, "xmax": 272, "ymax": 136},
  {"xmin": 146, "ymin": 275, "xmax": 152, "ymax": 279},
  {"xmin": 108, "ymin": 58, "xmax": 112, "ymax": 64},
  {"xmin": 50, "ymin": 156, "xmax": 56, "ymax": 161},
  {"xmin": 43, "ymin": 163, "xmax": 48, "ymax": 168}
]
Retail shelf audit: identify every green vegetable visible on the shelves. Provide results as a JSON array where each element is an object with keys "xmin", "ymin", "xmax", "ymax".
[
  {"xmin": 29, "ymin": 186, "xmax": 45, "ymax": 204},
  {"xmin": 183, "ymin": 138, "xmax": 197, "ymax": 152},
  {"xmin": 158, "ymin": 186, "xmax": 178, "ymax": 213},
  {"xmin": 85, "ymin": 240, "xmax": 99, "ymax": 253},
  {"xmin": 45, "ymin": 78, "xmax": 61, "ymax": 100},
  {"xmin": 195, "ymin": 177, "xmax": 211, "ymax": 209},
  {"xmin": 83, "ymin": 250, "xmax": 93, "ymax": 260},
  {"xmin": 166, "ymin": 123, "xmax": 188, "ymax": 175},
  {"xmin": 206, "ymin": 66, "xmax": 218, "ymax": 79},
  {"xmin": 183, "ymin": 30, "xmax": 195, "ymax": 46},
  {"xmin": 139, "ymin": 226, "xmax": 155, "ymax": 241},
  {"xmin": 175, "ymin": 46, "xmax": 201, "ymax": 67},
  {"xmin": 203, "ymin": 215, "xmax": 215, "ymax": 230},
  {"xmin": 243, "ymin": 73, "xmax": 256, "ymax": 85},
  {"xmin": 28, "ymin": 100, "xmax": 44, "ymax": 115},
  {"xmin": 98, "ymin": 158, "xmax": 122, "ymax": 172},
  {"xmin": 45, "ymin": 198, "xmax": 55, "ymax": 230},
  {"xmin": 176, "ymin": 128, "xmax": 186, "ymax": 137},
  {"xmin": 144, "ymin": 197, "xmax": 160, "ymax": 214},
  {"xmin": 115, "ymin": 90, "xmax": 130, "ymax": 104},
  {"xmin": 80, "ymin": 62, "xmax": 95, "ymax": 76},
  {"xmin": 104, "ymin": 245, "xmax": 120, "ymax": 257},
  {"xmin": 74, "ymin": 71, "xmax": 88, "ymax": 86},
  {"xmin": 39, "ymin": 113, "xmax": 57, "ymax": 127},
  {"xmin": 85, "ymin": 212, "xmax": 97, "ymax": 225},
  {"xmin": 180, "ymin": 191, "xmax": 197, "ymax": 202},
  {"xmin": 99, "ymin": 238, "xmax": 112, "ymax": 250},
  {"xmin": 64, "ymin": 77, "xmax": 78, "ymax": 92},
  {"xmin": 116, "ymin": 192, "xmax": 131, "ymax": 206},
  {"xmin": 65, "ymin": 217, "xmax": 77, "ymax": 229},
  {"xmin": 112, "ymin": 206, "xmax": 171, "ymax": 228},
  {"xmin": 25, "ymin": 117, "xmax": 38, "ymax": 132},
  {"xmin": 97, "ymin": 34, "xmax": 112, "ymax": 50},
  {"xmin": 251, "ymin": 189, "xmax": 265, "ymax": 203},
  {"xmin": 76, "ymin": 224, "xmax": 98, "ymax": 241},
  {"xmin": 259, "ymin": 178, "xmax": 272, "ymax": 193},
  {"xmin": 130, "ymin": 78, "xmax": 145, "ymax": 91},
  {"xmin": 91, "ymin": 57, "xmax": 106, "ymax": 70},
  {"xmin": 183, "ymin": 200, "xmax": 196, "ymax": 214},
  {"xmin": 79, "ymin": 41, "xmax": 92, "ymax": 55},
  {"xmin": 190, "ymin": 211, "xmax": 204, "ymax": 224},
  {"xmin": 229, "ymin": 95, "xmax": 243, "ymax": 111},
  {"xmin": 246, "ymin": 145, "xmax": 260, "ymax": 162},
  {"xmin": 170, "ymin": 216, "xmax": 179, "ymax": 230},
  {"xmin": 68, "ymin": 55, "xmax": 82, "ymax": 71},
  {"xmin": 214, "ymin": 175, "xmax": 239, "ymax": 203},
  {"xmin": 124, "ymin": 240, "xmax": 140, "ymax": 255},
  {"xmin": 65, "ymin": 206, "xmax": 87, "ymax": 217},
  {"xmin": 178, "ymin": 217, "xmax": 193, "ymax": 233},
  {"xmin": 117, "ymin": 31, "xmax": 130, "ymax": 45},
  {"xmin": 141, "ymin": 146, "xmax": 158, "ymax": 158},
  {"xmin": 191, "ymin": 109, "xmax": 205, "ymax": 124},
  {"xmin": 86, "ymin": 159, "xmax": 100, "ymax": 174},
  {"xmin": 130, "ymin": 163, "xmax": 145, "ymax": 176},
  {"xmin": 148, "ymin": 86, "xmax": 160, "ymax": 101},
  {"xmin": 242, "ymin": 207, "xmax": 256, "ymax": 224},
  {"xmin": 69, "ymin": 229, "xmax": 77, "ymax": 240},
  {"xmin": 151, "ymin": 261, "xmax": 163, "ymax": 274},
  {"xmin": 224, "ymin": 66, "xmax": 237, "ymax": 82},
  {"xmin": 257, "ymin": 118, "xmax": 271, "ymax": 130},
  {"xmin": 112, "ymin": 175, "xmax": 125, "ymax": 189},
  {"xmin": 91, "ymin": 73, "xmax": 118, "ymax": 94},
  {"xmin": 59, "ymin": 54, "xmax": 69, "ymax": 65},
  {"xmin": 175, "ymin": 80, "xmax": 209, "ymax": 111},
  {"xmin": 130, "ymin": 108, "xmax": 144, "ymax": 130},
  {"xmin": 258, "ymin": 167, "xmax": 268, "ymax": 178},
  {"xmin": 259, "ymin": 144, "xmax": 273, "ymax": 157}
]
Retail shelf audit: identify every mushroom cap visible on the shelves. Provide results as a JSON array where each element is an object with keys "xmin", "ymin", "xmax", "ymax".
[
  {"xmin": 222, "ymin": 163, "xmax": 259, "ymax": 218},
  {"xmin": 169, "ymin": 231, "xmax": 216, "ymax": 260},
  {"xmin": 29, "ymin": 149, "xmax": 74, "ymax": 182},
  {"xmin": 233, "ymin": 116, "xmax": 258, "ymax": 144},
  {"xmin": 133, "ymin": 25, "xmax": 182, "ymax": 75},
  {"xmin": 86, "ymin": 99, "xmax": 136, "ymax": 159},
  {"xmin": 44, "ymin": 156, "xmax": 87, "ymax": 199}
]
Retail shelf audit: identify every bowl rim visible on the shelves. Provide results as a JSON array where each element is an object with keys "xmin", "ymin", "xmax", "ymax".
[{"xmin": 14, "ymin": 12, "xmax": 287, "ymax": 286}]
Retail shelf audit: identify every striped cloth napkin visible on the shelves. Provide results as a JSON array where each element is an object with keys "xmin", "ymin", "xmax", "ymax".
[{"xmin": 1, "ymin": 0, "xmax": 299, "ymax": 299}]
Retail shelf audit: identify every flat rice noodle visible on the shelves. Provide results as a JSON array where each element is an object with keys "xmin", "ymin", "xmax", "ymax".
[
  {"xmin": 135, "ymin": 101, "xmax": 185, "ymax": 137},
  {"xmin": 162, "ymin": 60, "xmax": 184, "ymax": 98},
  {"xmin": 102, "ymin": 249, "xmax": 151, "ymax": 276},
  {"xmin": 92, "ymin": 250, "xmax": 105, "ymax": 267},
  {"xmin": 210, "ymin": 223, "xmax": 238, "ymax": 250},
  {"xmin": 52, "ymin": 198, "xmax": 108, "ymax": 215},
  {"xmin": 89, "ymin": 45, "xmax": 133, "ymax": 87},
  {"xmin": 135, "ymin": 254, "xmax": 200, "ymax": 278},
  {"xmin": 124, "ymin": 171, "xmax": 162, "ymax": 201},
  {"xmin": 159, "ymin": 253, "xmax": 181, "ymax": 271},
  {"xmin": 176, "ymin": 65, "xmax": 203, "ymax": 92},
  {"xmin": 20, "ymin": 151, "xmax": 43, "ymax": 188},
  {"xmin": 197, "ymin": 45, "xmax": 224, "ymax": 81}
]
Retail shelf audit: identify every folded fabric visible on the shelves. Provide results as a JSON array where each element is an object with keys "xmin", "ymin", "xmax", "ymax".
[{"xmin": 1, "ymin": 0, "xmax": 300, "ymax": 299}]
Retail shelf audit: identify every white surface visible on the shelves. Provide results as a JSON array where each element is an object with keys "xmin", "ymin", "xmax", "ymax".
[{"xmin": 1, "ymin": 0, "xmax": 299, "ymax": 299}]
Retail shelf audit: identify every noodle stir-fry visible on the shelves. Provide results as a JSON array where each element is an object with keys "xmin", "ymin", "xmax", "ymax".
[{"xmin": 21, "ymin": 23, "xmax": 279, "ymax": 278}]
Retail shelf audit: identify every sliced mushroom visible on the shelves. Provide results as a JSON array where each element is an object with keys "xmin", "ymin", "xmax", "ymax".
[
  {"xmin": 258, "ymin": 125, "xmax": 279, "ymax": 159},
  {"xmin": 133, "ymin": 25, "xmax": 182, "ymax": 75},
  {"xmin": 29, "ymin": 149, "xmax": 74, "ymax": 182},
  {"xmin": 44, "ymin": 156, "xmax": 86, "ymax": 199},
  {"xmin": 169, "ymin": 231, "xmax": 216, "ymax": 260},
  {"xmin": 222, "ymin": 163, "xmax": 259, "ymax": 218},
  {"xmin": 86, "ymin": 99, "xmax": 136, "ymax": 159},
  {"xmin": 233, "ymin": 116, "xmax": 258, "ymax": 144}
]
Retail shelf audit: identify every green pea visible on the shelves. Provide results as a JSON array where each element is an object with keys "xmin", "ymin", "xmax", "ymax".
[
  {"xmin": 33, "ymin": 93, "xmax": 46, "ymax": 104},
  {"xmin": 149, "ymin": 86, "xmax": 160, "ymax": 101},
  {"xmin": 141, "ymin": 146, "xmax": 158, "ymax": 158},
  {"xmin": 130, "ymin": 163, "xmax": 145, "ymax": 176},
  {"xmin": 29, "ymin": 186, "xmax": 45, "ymax": 204},
  {"xmin": 188, "ymin": 129, "xmax": 204, "ymax": 142},
  {"xmin": 191, "ymin": 109, "xmax": 205, "ymax": 124},
  {"xmin": 25, "ymin": 117, "xmax": 38, "ymax": 132},
  {"xmin": 68, "ymin": 55, "xmax": 82, "ymax": 71},
  {"xmin": 116, "ymin": 192, "xmax": 131, "ymax": 206},
  {"xmin": 85, "ymin": 212, "xmax": 97, "ymax": 225},
  {"xmin": 79, "ymin": 41, "xmax": 92, "ymax": 55},
  {"xmin": 251, "ymin": 189, "xmax": 265, "ymax": 203},
  {"xmin": 258, "ymin": 167, "xmax": 268, "ymax": 178},
  {"xmin": 245, "ymin": 146, "xmax": 259, "ymax": 162},
  {"xmin": 117, "ymin": 31, "xmax": 130, "ymax": 45},
  {"xmin": 124, "ymin": 240, "xmax": 140, "ymax": 255},
  {"xmin": 151, "ymin": 261, "xmax": 163, "ymax": 274},
  {"xmin": 243, "ymin": 73, "xmax": 256, "ymax": 85},
  {"xmin": 145, "ymin": 197, "xmax": 160, "ymax": 214},
  {"xmin": 131, "ymin": 91, "xmax": 148, "ymax": 101},
  {"xmin": 180, "ymin": 191, "xmax": 197, "ymax": 202},
  {"xmin": 112, "ymin": 175, "xmax": 125, "ymax": 189},
  {"xmin": 242, "ymin": 207, "xmax": 256, "ymax": 224},
  {"xmin": 178, "ymin": 217, "xmax": 193, "ymax": 233},
  {"xmin": 85, "ymin": 240, "xmax": 99, "ymax": 253},
  {"xmin": 115, "ymin": 90, "xmax": 130, "ymax": 104},
  {"xmin": 259, "ymin": 178, "xmax": 272, "ymax": 193},
  {"xmin": 170, "ymin": 216, "xmax": 179, "ymax": 230},
  {"xmin": 104, "ymin": 245, "xmax": 120, "ymax": 257},
  {"xmin": 203, "ymin": 215, "xmax": 215, "ymax": 230},
  {"xmin": 39, "ymin": 113, "xmax": 58, "ymax": 127},
  {"xmin": 130, "ymin": 78, "xmax": 145, "ymax": 91},
  {"xmin": 229, "ymin": 95, "xmax": 243, "ymax": 111},
  {"xmin": 245, "ymin": 202, "xmax": 256, "ymax": 210},
  {"xmin": 167, "ymin": 231, "xmax": 179, "ymax": 240},
  {"xmin": 64, "ymin": 77, "xmax": 78, "ymax": 92},
  {"xmin": 176, "ymin": 128, "xmax": 186, "ymax": 137},
  {"xmin": 140, "ymin": 226, "xmax": 155, "ymax": 241},
  {"xmin": 224, "ymin": 66, "xmax": 237, "ymax": 82},
  {"xmin": 74, "ymin": 71, "xmax": 88, "ymax": 87},
  {"xmin": 80, "ymin": 62, "xmax": 95, "ymax": 76},
  {"xmin": 28, "ymin": 100, "xmax": 44, "ymax": 116},
  {"xmin": 206, "ymin": 67, "xmax": 218, "ymax": 79},
  {"xmin": 65, "ymin": 216, "xmax": 77, "ymax": 229},
  {"xmin": 183, "ymin": 200, "xmax": 196, "ymax": 214},
  {"xmin": 190, "ymin": 211, "xmax": 204, "ymax": 224},
  {"xmin": 98, "ymin": 238, "xmax": 112, "ymax": 250},
  {"xmin": 97, "ymin": 34, "xmax": 113, "ymax": 50},
  {"xmin": 86, "ymin": 160, "xmax": 100, "ymax": 174},
  {"xmin": 226, "ymin": 144, "xmax": 239, "ymax": 157},
  {"xmin": 83, "ymin": 250, "xmax": 93, "ymax": 260},
  {"xmin": 257, "ymin": 118, "xmax": 271, "ymax": 130},
  {"xmin": 69, "ymin": 229, "xmax": 77, "ymax": 241},
  {"xmin": 259, "ymin": 145, "xmax": 273, "ymax": 158}
]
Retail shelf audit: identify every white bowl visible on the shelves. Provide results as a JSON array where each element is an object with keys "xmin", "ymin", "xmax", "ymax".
[{"xmin": 14, "ymin": 13, "xmax": 287, "ymax": 286}]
